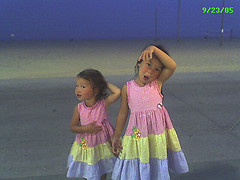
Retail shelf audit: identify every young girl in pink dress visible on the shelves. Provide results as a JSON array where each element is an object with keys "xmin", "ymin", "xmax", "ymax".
[
  {"xmin": 112, "ymin": 45, "xmax": 189, "ymax": 180},
  {"xmin": 67, "ymin": 69, "xmax": 120, "ymax": 180}
]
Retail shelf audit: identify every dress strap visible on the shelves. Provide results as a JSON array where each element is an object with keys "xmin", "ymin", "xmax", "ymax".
[
  {"xmin": 78, "ymin": 103, "xmax": 81, "ymax": 114},
  {"xmin": 100, "ymin": 99, "xmax": 106, "ymax": 107},
  {"xmin": 77, "ymin": 103, "xmax": 82, "ymax": 125},
  {"xmin": 152, "ymin": 80, "xmax": 163, "ymax": 98},
  {"xmin": 126, "ymin": 81, "xmax": 131, "ymax": 102}
]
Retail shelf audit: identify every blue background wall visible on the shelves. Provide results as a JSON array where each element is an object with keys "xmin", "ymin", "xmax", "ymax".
[{"xmin": 0, "ymin": 0, "xmax": 239, "ymax": 40}]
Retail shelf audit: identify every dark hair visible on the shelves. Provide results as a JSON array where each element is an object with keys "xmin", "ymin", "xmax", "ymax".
[
  {"xmin": 77, "ymin": 69, "xmax": 108, "ymax": 101},
  {"xmin": 134, "ymin": 44, "xmax": 170, "ymax": 74}
]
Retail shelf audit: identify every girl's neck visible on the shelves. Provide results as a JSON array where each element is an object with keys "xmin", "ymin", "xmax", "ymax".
[
  {"xmin": 134, "ymin": 77, "xmax": 146, "ymax": 87},
  {"xmin": 84, "ymin": 98, "xmax": 97, "ymax": 107}
]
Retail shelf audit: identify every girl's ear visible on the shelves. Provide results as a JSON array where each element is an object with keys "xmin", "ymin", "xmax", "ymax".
[
  {"xmin": 93, "ymin": 88, "xmax": 99, "ymax": 96},
  {"xmin": 137, "ymin": 60, "xmax": 140, "ymax": 67}
]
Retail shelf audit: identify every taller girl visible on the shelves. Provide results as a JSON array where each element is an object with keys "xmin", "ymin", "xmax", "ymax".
[{"xmin": 112, "ymin": 45, "xmax": 189, "ymax": 180}]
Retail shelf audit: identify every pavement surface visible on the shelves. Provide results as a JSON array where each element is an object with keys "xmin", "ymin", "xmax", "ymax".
[{"xmin": 0, "ymin": 39, "xmax": 240, "ymax": 180}]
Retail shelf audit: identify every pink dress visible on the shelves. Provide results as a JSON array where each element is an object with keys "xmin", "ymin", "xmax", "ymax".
[
  {"xmin": 112, "ymin": 80, "xmax": 189, "ymax": 180},
  {"xmin": 67, "ymin": 99, "xmax": 116, "ymax": 179}
]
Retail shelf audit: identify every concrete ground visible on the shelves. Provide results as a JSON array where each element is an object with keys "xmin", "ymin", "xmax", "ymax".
[{"xmin": 0, "ymin": 39, "xmax": 240, "ymax": 180}]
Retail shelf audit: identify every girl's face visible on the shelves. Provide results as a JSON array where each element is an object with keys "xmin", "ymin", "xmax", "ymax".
[
  {"xmin": 136, "ymin": 57, "xmax": 163, "ymax": 86},
  {"xmin": 75, "ymin": 77, "xmax": 96, "ymax": 102}
]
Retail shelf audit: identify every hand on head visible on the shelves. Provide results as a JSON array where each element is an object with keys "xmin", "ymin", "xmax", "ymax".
[{"xmin": 138, "ymin": 46, "xmax": 155, "ymax": 62}]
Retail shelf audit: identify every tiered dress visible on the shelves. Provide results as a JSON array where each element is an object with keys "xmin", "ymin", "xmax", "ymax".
[
  {"xmin": 112, "ymin": 80, "xmax": 189, "ymax": 180},
  {"xmin": 67, "ymin": 99, "xmax": 116, "ymax": 179}
]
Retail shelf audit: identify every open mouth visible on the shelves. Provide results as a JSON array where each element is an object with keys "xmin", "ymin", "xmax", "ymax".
[
  {"xmin": 77, "ymin": 94, "xmax": 82, "ymax": 98},
  {"xmin": 143, "ymin": 75, "xmax": 149, "ymax": 81}
]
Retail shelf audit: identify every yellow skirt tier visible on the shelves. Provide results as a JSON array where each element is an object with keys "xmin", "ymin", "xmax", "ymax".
[
  {"xmin": 70, "ymin": 141, "xmax": 115, "ymax": 165},
  {"xmin": 119, "ymin": 129, "xmax": 182, "ymax": 163}
]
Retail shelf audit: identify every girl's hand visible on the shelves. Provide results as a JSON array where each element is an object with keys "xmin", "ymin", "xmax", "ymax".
[
  {"xmin": 138, "ymin": 46, "xmax": 155, "ymax": 62},
  {"xmin": 84, "ymin": 121, "xmax": 103, "ymax": 134},
  {"xmin": 112, "ymin": 135, "xmax": 123, "ymax": 156}
]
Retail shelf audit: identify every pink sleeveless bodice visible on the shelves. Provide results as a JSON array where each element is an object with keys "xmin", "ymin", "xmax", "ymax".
[
  {"xmin": 75, "ymin": 99, "xmax": 114, "ymax": 147},
  {"xmin": 125, "ymin": 80, "xmax": 174, "ymax": 137},
  {"xmin": 127, "ymin": 80, "xmax": 163, "ymax": 113}
]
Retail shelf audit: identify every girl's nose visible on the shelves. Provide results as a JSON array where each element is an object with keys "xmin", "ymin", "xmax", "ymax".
[
  {"xmin": 147, "ymin": 69, "xmax": 153, "ymax": 74},
  {"xmin": 75, "ymin": 87, "xmax": 81, "ymax": 92}
]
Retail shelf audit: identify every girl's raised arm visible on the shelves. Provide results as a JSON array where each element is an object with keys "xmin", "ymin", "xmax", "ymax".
[
  {"xmin": 105, "ymin": 82, "xmax": 121, "ymax": 108},
  {"xmin": 154, "ymin": 46, "xmax": 176, "ymax": 84}
]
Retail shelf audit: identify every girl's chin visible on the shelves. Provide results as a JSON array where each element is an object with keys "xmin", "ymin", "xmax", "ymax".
[
  {"xmin": 77, "ymin": 97, "xmax": 84, "ymax": 101},
  {"xmin": 142, "ymin": 77, "xmax": 152, "ymax": 83}
]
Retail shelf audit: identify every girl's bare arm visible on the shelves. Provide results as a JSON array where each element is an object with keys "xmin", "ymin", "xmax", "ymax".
[
  {"xmin": 105, "ymin": 82, "xmax": 121, "ymax": 108},
  {"xmin": 112, "ymin": 84, "xmax": 129, "ymax": 154},
  {"xmin": 153, "ymin": 46, "xmax": 176, "ymax": 84},
  {"xmin": 113, "ymin": 84, "xmax": 129, "ymax": 138}
]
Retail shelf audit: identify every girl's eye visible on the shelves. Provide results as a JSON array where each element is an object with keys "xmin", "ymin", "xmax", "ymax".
[
  {"xmin": 75, "ymin": 84, "xmax": 85, "ymax": 88},
  {"xmin": 156, "ymin": 68, "xmax": 161, "ymax": 72},
  {"xmin": 147, "ymin": 63, "xmax": 151, "ymax": 66}
]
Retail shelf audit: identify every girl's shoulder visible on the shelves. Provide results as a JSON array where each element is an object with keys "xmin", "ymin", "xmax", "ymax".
[
  {"xmin": 78, "ymin": 100, "xmax": 104, "ymax": 111},
  {"xmin": 116, "ymin": 83, "xmax": 127, "ymax": 100},
  {"xmin": 126, "ymin": 79, "xmax": 159, "ymax": 89},
  {"xmin": 92, "ymin": 99, "xmax": 105, "ymax": 109},
  {"xmin": 96, "ymin": 98, "xmax": 108, "ymax": 109},
  {"xmin": 155, "ymin": 79, "xmax": 163, "ymax": 95},
  {"xmin": 99, "ymin": 98, "xmax": 106, "ymax": 106},
  {"xmin": 77, "ymin": 101, "xmax": 84, "ymax": 112},
  {"xmin": 126, "ymin": 79, "xmax": 136, "ymax": 88}
]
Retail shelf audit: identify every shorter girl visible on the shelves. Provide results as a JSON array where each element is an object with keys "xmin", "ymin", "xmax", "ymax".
[{"xmin": 67, "ymin": 69, "xmax": 121, "ymax": 180}]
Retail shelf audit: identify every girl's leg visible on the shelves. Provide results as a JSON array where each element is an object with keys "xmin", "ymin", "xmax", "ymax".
[{"xmin": 100, "ymin": 174, "xmax": 107, "ymax": 180}]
